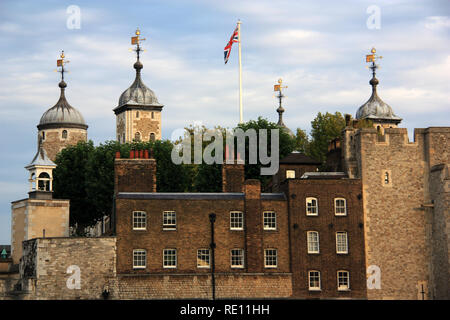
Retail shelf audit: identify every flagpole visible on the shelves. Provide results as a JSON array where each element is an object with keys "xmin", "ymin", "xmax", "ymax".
[{"xmin": 237, "ymin": 20, "xmax": 243, "ymax": 124}]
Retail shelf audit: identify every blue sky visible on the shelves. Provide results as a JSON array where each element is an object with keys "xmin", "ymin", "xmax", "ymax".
[{"xmin": 0, "ymin": 0, "xmax": 449, "ymax": 244}]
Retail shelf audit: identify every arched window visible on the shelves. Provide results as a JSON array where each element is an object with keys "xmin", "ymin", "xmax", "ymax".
[
  {"xmin": 135, "ymin": 132, "xmax": 141, "ymax": 141},
  {"xmin": 151, "ymin": 112, "xmax": 154, "ymax": 119},
  {"xmin": 150, "ymin": 133, "xmax": 156, "ymax": 142},
  {"xmin": 306, "ymin": 197, "xmax": 318, "ymax": 216},
  {"xmin": 37, "ymin": 172, "xmax": 51, "ymax": 191},
  {"xmin": 62, "ymin": 130, "xmax": 68, "ymax": 139},
  {"xmin": 42, "ymin": 131, "xmax": 46, "ymax": 140},
  {"xmin": 384, "ymin": 171, "xmax": 390, "ymax": 184},
  {"xmin": 136, "ymin": 111, "xmax": 140, "ymax": 118}
]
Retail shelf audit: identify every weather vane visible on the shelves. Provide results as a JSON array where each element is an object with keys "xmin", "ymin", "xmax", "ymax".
[
  {"xmin": 365, "ymin": 47, "xmax": 382, "ymax": 77},
  {"xmin": 130, "ymin": 28, "xmax": 146, "ymax": 61},
  {"xmin": 274, "ymin": 78, "xmax": 288, "ymax": 108},
  {"xmin": 55, "ymin": 50, "xmax": 69, "ymax": 81}
]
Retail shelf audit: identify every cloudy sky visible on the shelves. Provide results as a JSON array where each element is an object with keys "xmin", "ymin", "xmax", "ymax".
[{"xmin": 0, "ymin": 0, "xmax": 449, "ymax": 244}]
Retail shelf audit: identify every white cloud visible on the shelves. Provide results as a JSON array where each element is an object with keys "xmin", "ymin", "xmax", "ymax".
[{"xmin": 424, "ymin": 16, "xmax": 450, "ymax": 30}]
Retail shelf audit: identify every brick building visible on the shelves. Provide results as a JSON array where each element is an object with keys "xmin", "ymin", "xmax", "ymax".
[{"xmin": 109, "ymin": 150, "xmax": 366, "ymax": 299}]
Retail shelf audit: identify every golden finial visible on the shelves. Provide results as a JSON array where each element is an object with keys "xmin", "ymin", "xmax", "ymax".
[
  {"xmin": 274, "ymin": 78, "xmax": 288, "ymax": 92},
  {"xmin": 130, "ymin": 28, "xmax": 146, "ymax": 61},
  {"xmin": 56, "ymin": 50, "xmax": 69, "ymax": 81}
]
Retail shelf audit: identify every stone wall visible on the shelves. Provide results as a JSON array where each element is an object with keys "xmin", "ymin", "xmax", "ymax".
[
  {"xmin": 115, "ymin": 273, "xmax": 292, "ymax": 299},
  {"xmin": 39, "ymin": 128, "xmax": 87, "ymax": 162},
  {"xmin": 356, "ymin": 128, "xmax": 430, "ymax": 299},
  {"xmin": 428, "ymin": 164, "xmax": 450, "ymax": 299},
  {"xmin": 16, "ymin": 236, "xmax": 292, "ymax": 300},
  {"xmin": 11, "ymin": 198, "xmax": 69, "ymax": 264},
  {"xmin": 20, "ymin": 237, "xmax": 116, "ymax": 300}
]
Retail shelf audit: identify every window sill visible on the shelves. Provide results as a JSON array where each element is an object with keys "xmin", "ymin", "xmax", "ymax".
[
  {"xmin": 338, "ymin": 288, "xmax": 351, "ymax": 292},
  {"xmin": 163, "ymin": 266, "xmax": 177, "ymax": 269},
  {"xmin": 308, "ymin": 288, "xmax": 321, "ymax": 292},
  {"xmin": 163, "ymin": 228, "xmax": 177, "ymax": 231}
]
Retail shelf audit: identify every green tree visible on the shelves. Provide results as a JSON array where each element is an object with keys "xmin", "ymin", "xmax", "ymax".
[
  {"xmin": 53, "ymin": 141, "xmax": 96, "ymax": 233},
  {"xmin": 236, "ymin": 117, "xmax": 296, "ymax": 190},
  {"xmin": 294, "ymin": 128, "xmax": 310, "ymax": 154},
  {"xmin": 309, "ymin": 112, "xmax": 345, "ymax": 165}
]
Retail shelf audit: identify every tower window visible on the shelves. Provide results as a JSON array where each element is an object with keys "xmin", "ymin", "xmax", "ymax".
[
  {"xmin": 37, "ymin": 172, "xmax": 51, "ymax": 192},
  {"xmin": 150, "ymin": 133, "xmax": 156, "ymax": 142},
  {"xmin": 384, "ymin": 172, "xmax": 389, "ymax": 184},
  {"xmin": 62, "ymin": 130, "xmax": 68, "ymax": 139},
  {"xmin": 42, "ymin": 131, "xmax": 46, "ymax": 140},
  {"xmin": 151, "ymin": 112, "xmax": 154, "ymax": 119},
  {"xmin": 135, "ymin": 132, "xmax": 141, "ymax": 141},
  {"xmin": 136, "ymin": 111, "xmax": 140, "ymax": 118}
]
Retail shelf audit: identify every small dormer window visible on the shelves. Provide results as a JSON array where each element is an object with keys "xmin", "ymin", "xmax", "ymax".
[
  {"xmin": 286, "ymin": 170, "xmax": 295, "ymax": 179},
  {"xmin": 62, "ymin": 130, "xmax": 68, "ymax": 139}
]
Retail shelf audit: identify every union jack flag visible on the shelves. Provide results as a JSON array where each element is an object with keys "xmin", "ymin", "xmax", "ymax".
[{"xmin": 224, "ymin": 25, "xmax": 239, "ymax": 64}]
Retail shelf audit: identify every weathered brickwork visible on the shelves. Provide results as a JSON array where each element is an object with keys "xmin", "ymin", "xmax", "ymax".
[
  {"xmin": 115, "ymin": 196, "xmax": 290, "ymax": 275},
  {"xmin": 114, "ymin": 158, "xmax": 157, "ymax": 193},
  {"xmin": 222, "ymin": 164, "xmax": 244, "ymax": 192},
  {"xmin": 285, "ymin": 178, "xmax": 367, "ymax": 299},
  {"xmin": 39, "ymin": 128, "xmax": 87, "ymax": 162}
]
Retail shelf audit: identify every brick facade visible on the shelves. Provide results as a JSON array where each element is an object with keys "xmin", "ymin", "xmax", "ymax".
[{"xmin": 284, "ymin": 178, "xmax": 366, "ymax": 299}]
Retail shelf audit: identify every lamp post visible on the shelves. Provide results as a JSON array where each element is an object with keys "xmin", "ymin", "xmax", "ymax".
[{"xmin": 209, "ymin": 213, "xmax": 216, "ymax": 300}]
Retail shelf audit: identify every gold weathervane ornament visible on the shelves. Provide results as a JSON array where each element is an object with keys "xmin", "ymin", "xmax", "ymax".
[
  {"xmin": 130, "ymin": 28, "xmax": 146, "ymax": 61},
  {"xmin": 55, "ymin": 50, "xmax": 69, "ymax": 81},
  {"xmin": 274, "ymin": 78, "xmax": 288, "ymax": 93},
  {"xmin": 365, "ymin": 47, "xmax": 382, "ymax": 76}
]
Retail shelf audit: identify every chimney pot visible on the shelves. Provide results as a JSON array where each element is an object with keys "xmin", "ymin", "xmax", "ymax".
[
  {"xmin": 115, "ymin": 151, "xmax": 121, "ymax": 159},
  {"xmin": 129, "ymin": 150, "xmax": 134, "ymax": 159}
]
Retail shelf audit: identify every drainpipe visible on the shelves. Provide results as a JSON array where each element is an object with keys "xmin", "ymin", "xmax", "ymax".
[{"xmin": 209, "ymin": 213, "xmax": 216, "ymax": 300}]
